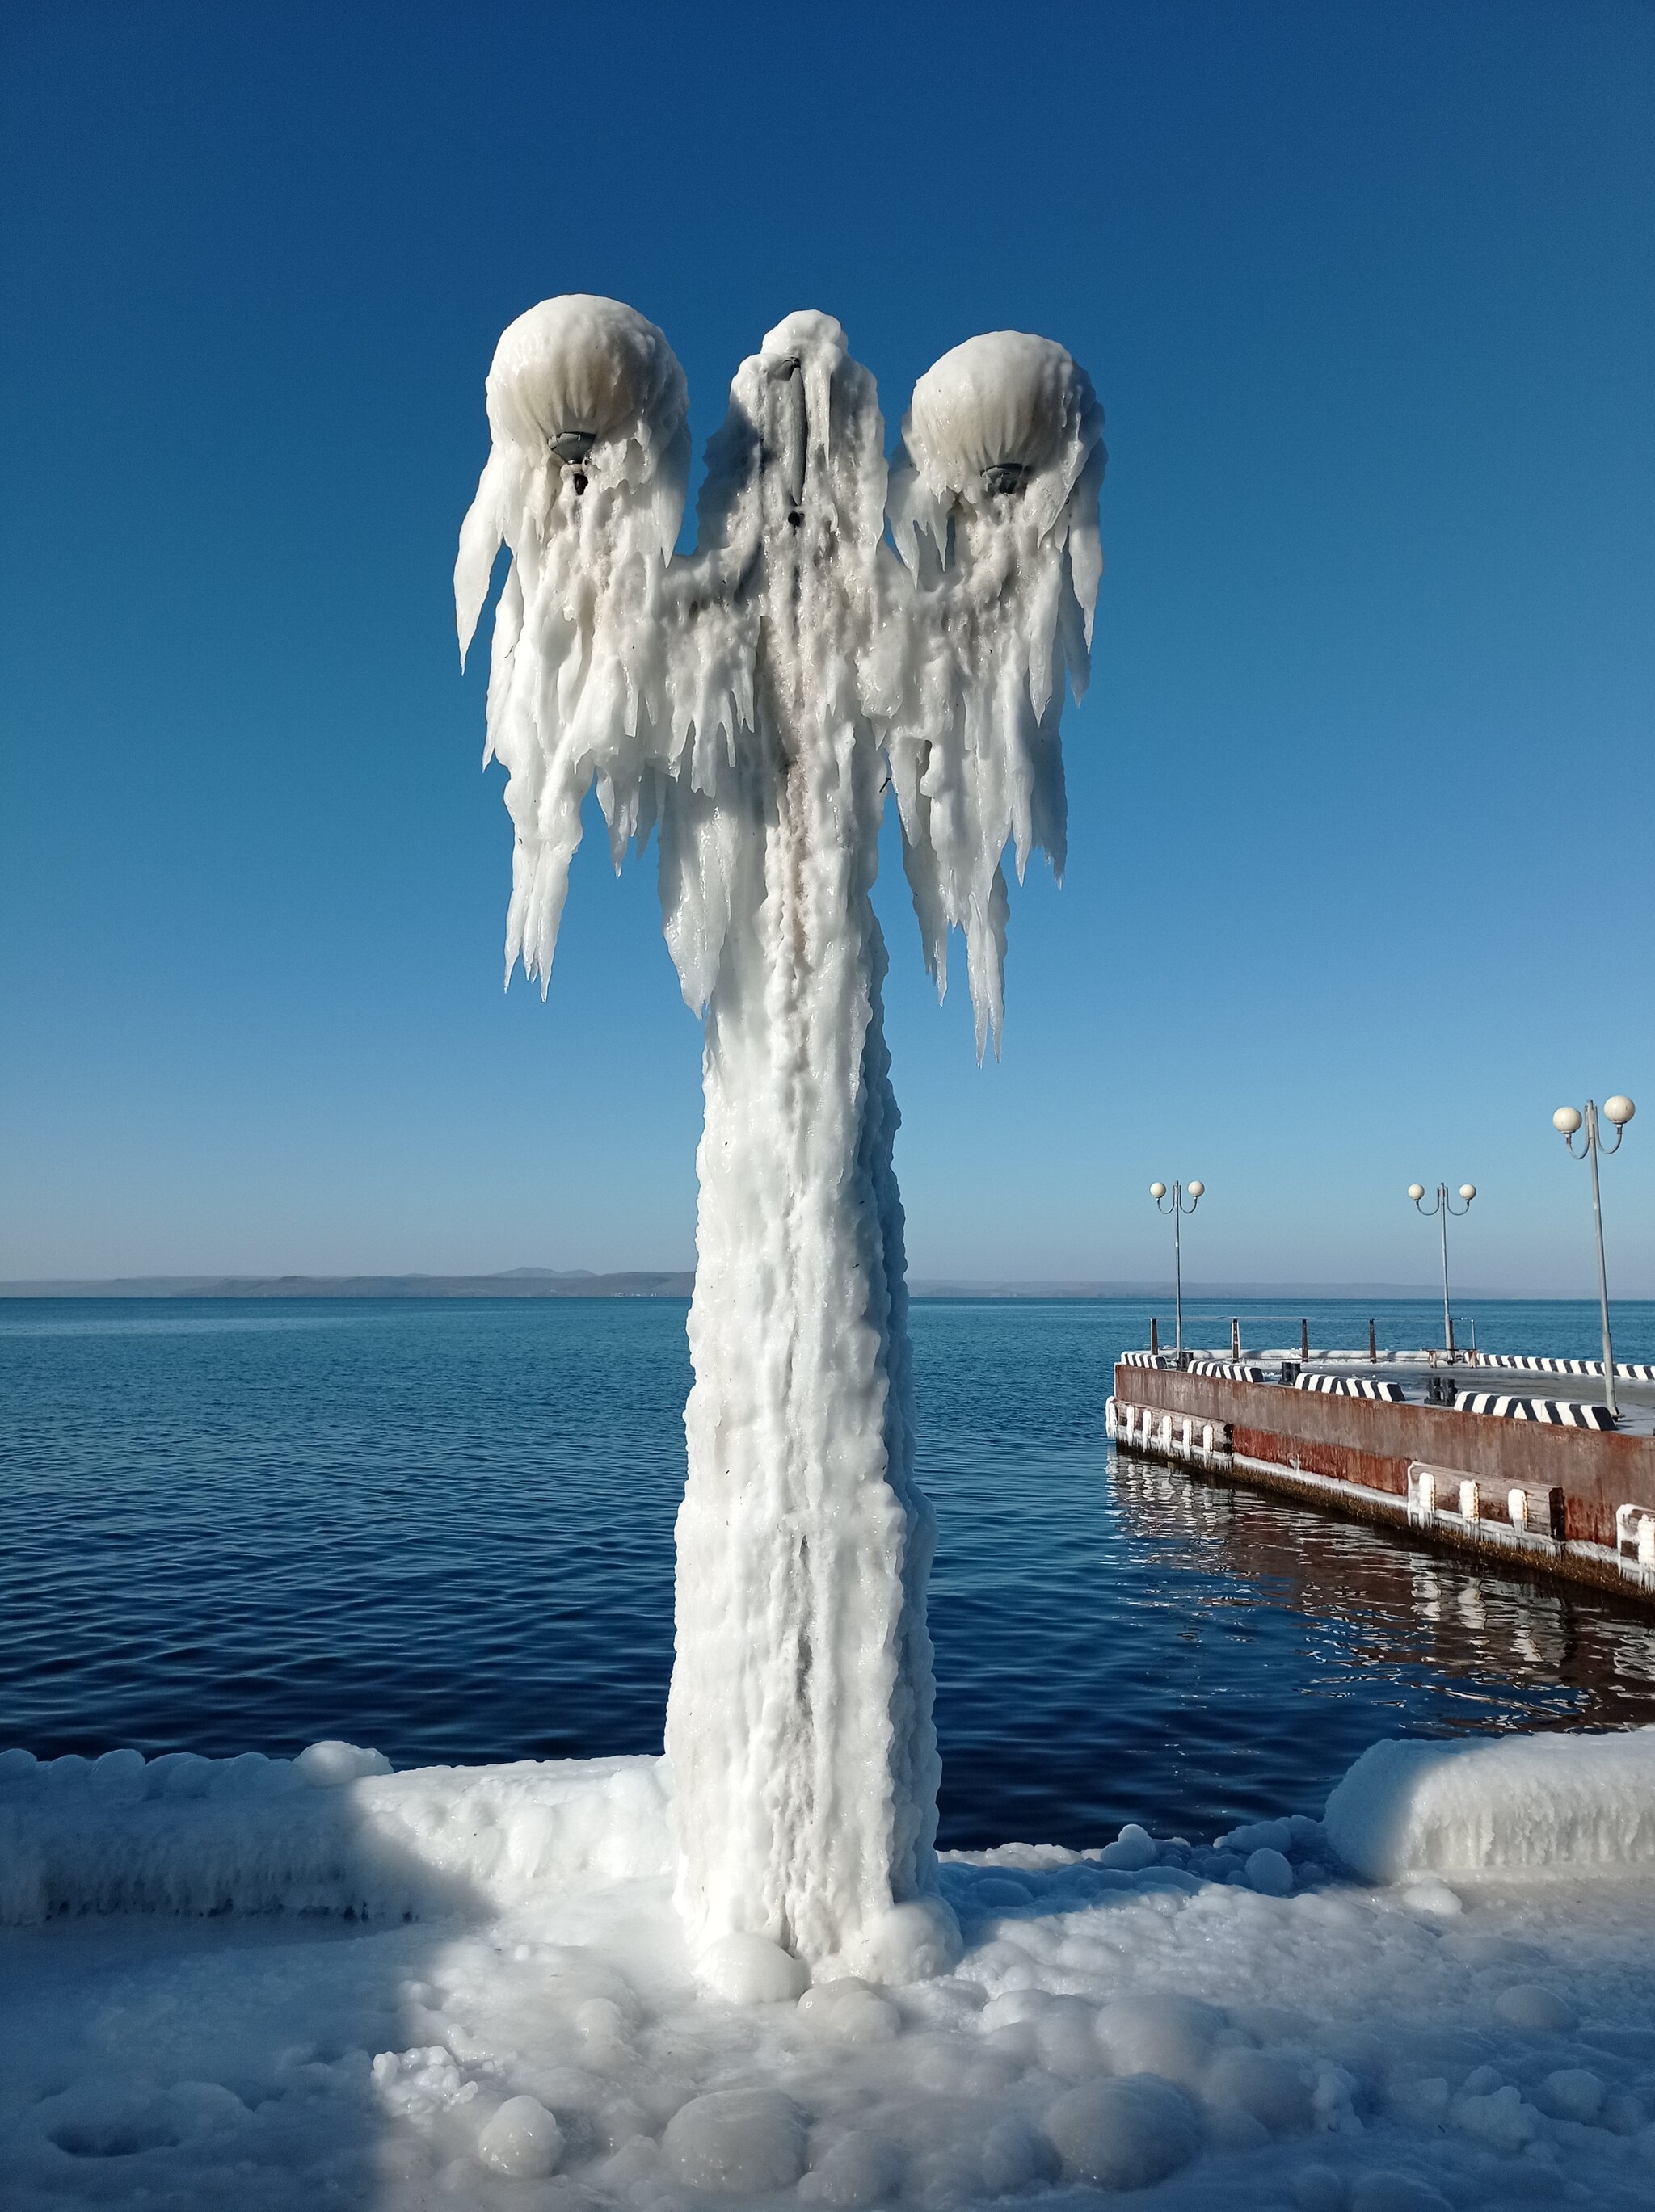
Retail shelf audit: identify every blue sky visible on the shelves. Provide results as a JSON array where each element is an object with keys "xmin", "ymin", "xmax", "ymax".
[{"xmin": 2, "ymin": 0, "xmax": 1651, "ymax": 1291}]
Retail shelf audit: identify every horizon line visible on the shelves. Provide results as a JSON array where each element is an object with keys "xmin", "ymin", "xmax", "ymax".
[{"xmin": 1, "ymin": 1270, "xmax": 1644, "ymax": 1304}]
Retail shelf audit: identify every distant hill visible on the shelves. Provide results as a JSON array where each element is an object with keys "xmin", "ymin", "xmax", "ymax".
[
  {"xmin": 0, "ymin": 1269, "xmax": 696, "ymax": 1299},
  {"xmin": 0, "ymin": 1272, "xmax": 1550, "ymax": 1302}
]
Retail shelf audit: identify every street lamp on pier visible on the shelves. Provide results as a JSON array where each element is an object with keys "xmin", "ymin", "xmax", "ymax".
[
  {"xmin": 1409, "ymin": 1181, "xmax": 1476, "ymax": 1358},
  {"xmin": 1552, "ymin": 1096, "xmax": 1636, "ymax": 1419},
  {"xmin": 1151, "ymin": 1179, "xmax": 1204, "ymax": 1367}
]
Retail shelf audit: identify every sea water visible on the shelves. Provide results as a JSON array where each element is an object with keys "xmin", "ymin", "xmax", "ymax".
[{"xmin": 3, "ymin": 1295, "xmax": 1653, "ymax": 1848}]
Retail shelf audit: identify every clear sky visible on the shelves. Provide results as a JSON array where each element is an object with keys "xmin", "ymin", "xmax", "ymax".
[{"xmin": 2, "ymin": 0, "xmax": 1651, "ymax": 1293}]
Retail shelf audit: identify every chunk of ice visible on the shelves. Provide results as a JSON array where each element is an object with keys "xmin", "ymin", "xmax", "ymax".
[
  {"xmin": 661, "ymin": 2088, "xmax": 806, "ymax": 2193},
  {"xmin": 1324, "ymin": 1728, "xmax": 1655, "ymax": 1881},
  {"xmin": 478, "ymin": 2094, "xmax": 562, "ymax": 2178},
  {"xmin": 1042, "ymin": 2074, "xmax": 1204, "ymax": 2189}
]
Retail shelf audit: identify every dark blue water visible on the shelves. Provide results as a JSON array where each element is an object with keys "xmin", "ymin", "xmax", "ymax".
[{"xmin": 4, "ymin": 1296, "xmax": 1654, "ymax": 1849}]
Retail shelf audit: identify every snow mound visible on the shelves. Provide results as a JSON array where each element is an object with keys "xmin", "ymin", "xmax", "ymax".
[
  {"xmin": 1325, "ymin": 1729, "xmax": 1655, "ymax": 1882},
  {"xmin": 0, "ymin": 1743, "xmax": 670, "ymax": 1924}
]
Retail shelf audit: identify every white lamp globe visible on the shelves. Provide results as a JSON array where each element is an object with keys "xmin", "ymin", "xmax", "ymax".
[
  {"xmin": 1552, "ymin": 1107, "xmax": 1583, "ymax": 1136},
  {"xmin": 1187, "ymin": 1180, "xmax": 1205, "ymax": 1199},
  {"xmin": 1459, "ymin": 1184, "xmax": 1476, "ymax": 1201},
  {"xmin": 1407, "ymin": 1184, "xmax": 1425, "ymax": 1202},
  {"xmin": 1149, "ymin": 1182, "xmax": 1167, "ymax": 1201},
  {"xmin": 1604, "ymin": 1095, "xmax": 1636, "ymax": 1127}
]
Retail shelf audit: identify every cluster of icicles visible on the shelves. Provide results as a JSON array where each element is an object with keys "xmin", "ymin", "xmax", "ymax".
[{"xmin": 455, "ymin": 295, "xmax": 1104, "ymax": 1054}]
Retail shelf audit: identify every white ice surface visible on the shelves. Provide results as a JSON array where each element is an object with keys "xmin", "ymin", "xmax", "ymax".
[
  {"xmin": 6, "ymin": 1735, "xmax": 1655, "ymax": 2210},
  {"xmin": 1324, "ymin": 1729, "xmax": 1655, "ymax": 1884}
]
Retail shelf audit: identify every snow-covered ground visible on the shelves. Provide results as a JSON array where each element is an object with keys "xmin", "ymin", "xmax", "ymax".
[{"xmin": 5, "ymin": 1735, "xmax": 1655, "ymax": 2210}]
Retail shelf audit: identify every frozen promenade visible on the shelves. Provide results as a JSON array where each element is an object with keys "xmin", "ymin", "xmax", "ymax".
[{"xmin": 5, "ymin": 1732, "xmax": 1655, "ymax": 2210}]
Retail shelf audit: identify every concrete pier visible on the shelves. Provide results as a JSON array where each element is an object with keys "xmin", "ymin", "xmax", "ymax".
[{"xmin": 1107, "ymin": 1351, "xmax": 1655, "ymax": 1605}]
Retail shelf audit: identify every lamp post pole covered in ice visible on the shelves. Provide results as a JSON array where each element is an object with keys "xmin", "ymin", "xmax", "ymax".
[{"xmin": 455, "ymin": 296, "xmax": 1103, "ymax": 1983}]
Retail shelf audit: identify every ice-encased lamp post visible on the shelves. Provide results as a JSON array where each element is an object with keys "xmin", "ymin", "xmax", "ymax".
[{"xmin": 456, "ymin": 296, "xmax": 1103, "ymax": 1985}]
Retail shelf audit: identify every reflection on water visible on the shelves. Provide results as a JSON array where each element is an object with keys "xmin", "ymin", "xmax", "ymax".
[
  {"xmin": 2, "ymin": 1297, "xmax": 1653, "ymax": 1855},
  {"xmin": 1111, "ymin": 1449, "xmax": 1655, "ymax": 1726},
  {"xmin": 931, "ymin": 1437, "xmax": 1655, "ymax": 1850}
]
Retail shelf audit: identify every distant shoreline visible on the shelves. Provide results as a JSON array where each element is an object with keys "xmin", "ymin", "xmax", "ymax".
[{"xmin": 0, "ymin": 1272, "xmax": 1619, "ymax": 1303}]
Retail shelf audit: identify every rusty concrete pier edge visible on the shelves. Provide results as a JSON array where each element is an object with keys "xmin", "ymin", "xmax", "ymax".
[{"xmin": 1107, "ymin": 1364, "xmax": 1655, "ymax": 1607}]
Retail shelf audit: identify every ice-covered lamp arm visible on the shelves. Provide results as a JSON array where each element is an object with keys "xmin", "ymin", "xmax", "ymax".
[
  {"xmin": 453, "ymin": 295, "xmax": 691, "ymax": 995},
  {"xmin": 878, "ymin": 333, "xmax": 1105, "ymax": 1054}
]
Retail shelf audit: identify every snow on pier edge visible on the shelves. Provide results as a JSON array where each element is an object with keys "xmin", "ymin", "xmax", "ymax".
[{"xmin": 4, "ymin": 1730, "xmax": 1655, "ymax": 2209}]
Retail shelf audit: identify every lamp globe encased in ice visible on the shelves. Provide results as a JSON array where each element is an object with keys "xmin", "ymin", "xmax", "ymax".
[
  {"xmin": 904, "ymin": 331, "xmax": 1096, "ymax": 508},
  {"xmin": 1408, "ymin": 1183, "xmax": 1426, "ymax": 1201},
  {"xmin": 1604, "ymin": 1096, "xmax": 1636, "ymax": 1127},
  {"xmin": 1553, "ymin": 1108, "xmax": 1583, "ymax": 1136},
  {"xmin": 909, "ymin": 334, "xmax": 1068, "ymax": 486},
  {"xmin": 483, "ymin": 293, "xmax": 686, "ymax": 460}
]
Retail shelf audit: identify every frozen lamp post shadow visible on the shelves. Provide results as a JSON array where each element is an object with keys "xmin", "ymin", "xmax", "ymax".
[
  {"xmin": 453, "ymin": 296, "xmax": 1103, "ymax": 1983},
  {"xmin": 1408, "ymin": 1180, "xmax": 1476, "ymax": 1358},
  {"xmin": 1554, "ymin": 1095, "xmax": 1636, "ymax": 1419},
  {"xmin": 1150, "ymin": 1179, "xmax": 1203, "ymax": 1367}
]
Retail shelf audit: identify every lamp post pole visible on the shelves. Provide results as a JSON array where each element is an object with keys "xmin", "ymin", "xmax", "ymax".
[
  {"xmin": 1409, "ymin": 1180, "xmax": 1476, "ymax": 1358},
  {"xmin": 1151, "ymin": 1180, "xmax": 1203, "ymax": 1367},
  {"xmin": 1553, "ymin": 1097, "xmax": 1636, "ymax": 1420}
]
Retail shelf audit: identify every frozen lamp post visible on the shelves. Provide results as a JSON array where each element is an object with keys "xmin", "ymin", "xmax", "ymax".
[
  {"xmin": 1553, "ymin": 1096, "xmax": 1636, "ymax": 1419},
  {"xmin": 1151, "ymin": 1179, "xmax": 1204, "ymax": 1366},
  {"xmin": 1409, "ymin": 1180, "xmax": 1475, "ymax": 1357},
  {"xmin": 455, "ymin": 296, "xmax": 1102, "ymax": 1983}
]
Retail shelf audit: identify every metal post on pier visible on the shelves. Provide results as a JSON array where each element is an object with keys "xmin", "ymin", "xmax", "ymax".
[
  {"xmin": 1409, "ymin": 1180, "xmax": 1476, "ymax": 1358},
  {"xmin": 1368, "ymin": 1318, "xmax": 1377, "ymax": 1362},
  {"xmin": 1555, "ymin": 1096, "xmax": 1636, "ymax": 1420},
  {"xmin": 1150, "ymin": 1180, "xmax": 1203, "ymax": 1369},
  {"xmin": 1232, "ymin": 1318, "xmax": 1241, "ymax": 1361},
  {"xmin": 1149, "ymin": 1315, "xmax": 1159, "ymax": 1357},
  {"xmin": 1300, "ymin": 1318, "xmax": 1308, "ymax": 1362}
]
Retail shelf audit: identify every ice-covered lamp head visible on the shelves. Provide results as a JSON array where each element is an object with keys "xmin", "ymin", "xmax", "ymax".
[
  {"xmin": 457, "ymin": 294, "xmax": 689, "ymax": 667},
  {"xmin": 893, "ymin": 332, "xmax": 1105, "ymax": 553},
  {"xmin": 908, "ymin": 334, "xmax": 1073, "ymax": 494},
  {"xmin": 483, "ymin": 294, "xmax": 686, "ymax": 473}
]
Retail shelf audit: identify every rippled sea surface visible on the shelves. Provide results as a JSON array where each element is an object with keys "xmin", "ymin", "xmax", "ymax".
[{"xmin": 4, "ymin": 1295, "xmax": 1654, "ymax": 1848}]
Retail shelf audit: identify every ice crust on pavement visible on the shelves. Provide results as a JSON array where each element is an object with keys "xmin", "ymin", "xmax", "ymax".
[
  {"xmin": 6, "ymin": 1733, "xmax": 1655, "ymax": 2209},
  {"xmin": 1324, "ymin": 1730, "xmax": 1655, "ymax": 1882}
]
